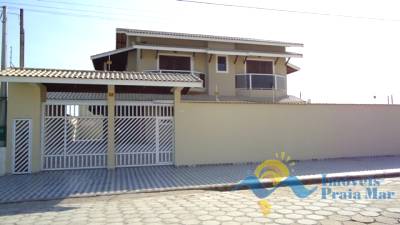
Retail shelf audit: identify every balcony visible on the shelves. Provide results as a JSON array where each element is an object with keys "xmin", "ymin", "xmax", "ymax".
[
  {"xmin": 144, "ymin": 70, "xmax": 205, "ymax": 88},
  {"xmin": 235, "ymin": 74, "xmax": 286, "ymax": 90},
  {"xmin": 235, "ymin": 74, "xmax": 287, "ymax": 99}
]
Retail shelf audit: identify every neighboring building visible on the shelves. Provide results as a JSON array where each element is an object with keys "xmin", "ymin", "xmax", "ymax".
[
  {"xmin": 0, "ymin": 29, "xmax": 307, "ymax": 175},
  {"xmin": 91, "ymin": 28, "xmax": 303, "ymax": 103}
]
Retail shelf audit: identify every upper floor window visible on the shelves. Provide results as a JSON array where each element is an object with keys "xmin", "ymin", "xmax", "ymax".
[
  {"xmin": 159, "ymin": 55, "xmax": 191, "ymax": 71},
  {"xmin": 246, "ymin": 60, "xmax": 274, "ymax": 74},
  {"xmin": 216, "ymin": 56, "xmax": 228, "ymax": 73}
]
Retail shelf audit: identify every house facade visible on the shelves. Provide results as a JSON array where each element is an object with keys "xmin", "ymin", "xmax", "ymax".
[
  {"xmin": 91, "ymin": 28, "xmax": 303, "ymax": 102},
  {"xmin": 0, "ymin": 28, "xmax": 399, "ymax": 176},
  {"xmin": 0, "ymin": 29, "xmax": 308, "ymax": 175}
]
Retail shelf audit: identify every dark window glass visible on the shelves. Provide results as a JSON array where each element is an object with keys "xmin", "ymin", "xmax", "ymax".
[
  {"xmin": 159, "ymin": 55, "xmax": 191, "ymax": 71},
  {"xmin": 276, "ymin": 76, "xmax": 287, "ymax": 90},
  {"xmin": 217, "ymin": 56, "xmax": 227, "ymax": 72},
  {"xmin": 235, "ymin": 75, "xmax": 250, "ymax": 88},
  {"xmin": 246, "ymin": 60, "xmax": 273, "ymax": 74},
  {"xmin": 251, "ymin": 75, "xmax": 274, "ymax": 89}
]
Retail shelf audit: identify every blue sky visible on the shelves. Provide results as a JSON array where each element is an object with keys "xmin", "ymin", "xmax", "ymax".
[{"xmin": 3, "ymin": 0, "xmax": 400, "ymax": 103}]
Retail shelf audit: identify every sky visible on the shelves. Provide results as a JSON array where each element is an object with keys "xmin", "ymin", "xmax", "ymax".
[{"xmin": 3, "ymin": 0, "xmax": 400, "ymax": 104}]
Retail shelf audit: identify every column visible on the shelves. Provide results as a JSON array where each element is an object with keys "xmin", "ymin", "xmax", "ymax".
[{"xmin": 107, "ymin": 85, "xmax": 115, "ymax": 169}]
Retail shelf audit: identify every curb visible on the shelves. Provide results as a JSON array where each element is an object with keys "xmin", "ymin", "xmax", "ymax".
[
  {"xmin": 218, "ymin": 168, "xmax": 400, "ymax": 191},
  {"xmin": 1, "ymin": 169, "xmax": 400, "ymax": 204}
]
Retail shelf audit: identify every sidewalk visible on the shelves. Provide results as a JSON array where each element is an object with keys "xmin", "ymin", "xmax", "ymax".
[{"xmin": 0, "ymin": 155, "xmax": 399, "ymax": 204}]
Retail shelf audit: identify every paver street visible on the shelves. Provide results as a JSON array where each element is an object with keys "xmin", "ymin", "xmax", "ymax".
[{"xmin": 0, "ymin": 177, "xmax": 399, "ymax": 225}]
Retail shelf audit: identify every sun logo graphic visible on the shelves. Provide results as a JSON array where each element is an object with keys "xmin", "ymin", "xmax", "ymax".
[{"xmin": 234, "ymin": 152, "xmax": 317, "ymax": 216}]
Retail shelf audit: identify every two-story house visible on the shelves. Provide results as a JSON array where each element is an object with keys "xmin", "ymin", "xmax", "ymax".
[
  {"xmin": 91, "ymin": 28, "xmax": 303, "ymax": 103},
  {"xmin": 0, "ymin": 28, "xmax": 304, "ymax": 174}
]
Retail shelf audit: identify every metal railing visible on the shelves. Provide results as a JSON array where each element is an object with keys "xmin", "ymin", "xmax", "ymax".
[
  {"xmin": 144, "ymin": 70, "xmax": 205, "ymax": 88},
  {"xmin": 235, "ymin": 74, "xmax": 287, "ymax": 90}
]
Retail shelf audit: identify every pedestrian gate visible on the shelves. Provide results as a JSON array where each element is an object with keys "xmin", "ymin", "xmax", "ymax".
[
  {"xmin": 42, "ymin": 103, "xmax": 108, "ymax": 170},
  {"xmin": 12, "ymin": 119, "xmax": 32, "ymax": 174},
  {"xmin": 42, "ymin": 102, "xmax": 174, "ymax": 170},
  {"xmin": 115, "ymin": 102, "xmax": 174, "ymax": 167}
]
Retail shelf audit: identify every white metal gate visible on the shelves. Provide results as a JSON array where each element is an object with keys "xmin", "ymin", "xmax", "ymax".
[
  {"xmin": 115, "ymin": 102, "xmax": 174, "ymax": 167},
  {"xmin": 42, "ymin": 101, "xmax": 174, "ymax": 170},
  {"xmin": 42, "ymin": 102, "xmax": 108, "ymax": 170},
  {"xmin": 12, "ymin": 119, "xmax": 32, "ymax": 174}
]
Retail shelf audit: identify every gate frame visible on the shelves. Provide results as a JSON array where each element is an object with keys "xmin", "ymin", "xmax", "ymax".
[
  {"xmin": 12, "ymin": 119, "xmax": 32, "ymax": 174},
  {"xmin": 114, "ymin": 100, "xmax": 175, "ymax": 167},
  {"xmin": 41, "ymin": 100, "xmax": 108, "ymax": 170},
  {"xmin": 41, "ymin": 99, "xmax": 175, "ymax": 170}
]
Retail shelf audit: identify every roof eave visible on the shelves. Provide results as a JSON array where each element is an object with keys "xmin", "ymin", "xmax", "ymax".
[
  {"xmin": 0, "ymin": 76, "xmax": 203, "ymax": 88},
  {"xmin": 116, "ymin": 28, "xmax": 303, "ymax": 48},
  {"xmin": 287, "ymin": 63, "xmax": 301, "ymax": 71},
  {"xmin": 90, "ymin": 45, "xmax": 302, "ymax": 63},
  {"xmin": 90, "ymin": 46, "xmax": 136, "ymax": 60},
  {"xmin": 134, "ymin": 44, "xmax": 302, "ymax": 58}
]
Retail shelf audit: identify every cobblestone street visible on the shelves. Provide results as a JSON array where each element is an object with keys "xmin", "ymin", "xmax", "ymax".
[{"xmin": 0, "ymin": 177, "xmax": 399, "ymax": 225}]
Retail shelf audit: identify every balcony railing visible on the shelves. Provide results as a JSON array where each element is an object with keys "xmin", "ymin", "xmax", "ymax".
[
  {"xmin": 144, "ymin": 70, "xmax": 205, "ymax": 88},
  {"xmin": 235, "ymin": 74, "xmax": 286, "ymax": 90}
]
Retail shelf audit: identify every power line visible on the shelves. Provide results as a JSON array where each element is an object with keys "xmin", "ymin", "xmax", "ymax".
[
  {"xmin": 7, "ymin": 7, "xmax": 169, "ymax": 26},
  {"xmin": 177, "ymin": 0, "xmax": 400, "ymax": 22},
  {"xmin": 4, "ymin": 1, "xmax": 160, "ymax": 19},
  {"xmin": 7, "ymin": 6, "xmax": 122, "ymax": 21},
  {"xmin": 36, "ymin": 0, "xmax": 137, "ymax": 12},
  {"xmin": 4, "ymin": 2, "xmax": 163, "ymax": 19},
  {"xmin": 5, "ymin": 3, "xmax": 167, "ymax": 25}
]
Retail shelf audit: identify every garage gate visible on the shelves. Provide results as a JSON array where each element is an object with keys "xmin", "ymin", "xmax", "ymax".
[{"xmin": 42, "ymin": 101, "xmax": 174, "ymax": 170}]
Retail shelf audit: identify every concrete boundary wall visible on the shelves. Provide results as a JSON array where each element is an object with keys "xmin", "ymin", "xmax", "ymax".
[
  {"xmin": 6, "ymin": 83, "xmax": 45, "ymax": 174},
  {"xmin": 174, "ymin": 102, "xmax": 400, "ymax": 165}
]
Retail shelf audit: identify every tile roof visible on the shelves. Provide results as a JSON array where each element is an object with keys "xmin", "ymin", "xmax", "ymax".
[
  {"xmin": 0, "ymin": 68, "xmax": 203, "ymax": 87},
  {"xmin": 117, "ymin": 28, "xmax": 303, "ymax": 47}
]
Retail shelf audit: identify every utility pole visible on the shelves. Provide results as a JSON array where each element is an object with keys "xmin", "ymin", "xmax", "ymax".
[
  {"xmin": 0, "ymin": 5, "xmax": 6, "ymax": 147},
  {"xmin": 1, "ymin": 6, "xmax": 6, "ymax": 70},
  {"xmin": 19, "ymin": 8, "xmax": 24, "ymax": 68}
]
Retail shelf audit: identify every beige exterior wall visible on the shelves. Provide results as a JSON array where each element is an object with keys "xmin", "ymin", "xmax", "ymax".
[
  {"xmin": 127, "ymin": 49, "xmax": 209, "ymax": 73},
  {"xmin": 128, "ymin": 50, "xmax": 288, "ymax": 97},
  {"xmin": 208, "ymin": 54, "xmax": 236, "ymax": 96},
  {"xmin": 136, "ymin": 49, "xmax": 158, "ymax": 71},
  {"xmin": 124, "ymin": 38, "xmax": 290, "ymax": 98},
  {"xmin": 208, "ymin": 42, "xmax": 235, "ymax": 50},
  {"xmin": 126, "ymin": 50, "xmax": 137, "ymax": 71},
  {"xmin": 235, "ymin": 89, "xmax": 287, "ymax": 99},
  {"xmin": 193, "ymin": 53, "xmax": 207, "ymax": 73},
  {"xmin": 274, "ymin": 58, "xmax": 287, "ymax": 75},
  {"xmin": 129, "ymin": 36, "xmax": 208, "ymax": 48},
  {"xmin": 175, "ymin": 102, "xmax": 400, "ymax": 165},
  {"xmin": 235, "ymin": 43, "xmax": 285, "ymax": 53},
  {"xmin": 6, "ymin": 83, "xmax": 46, "ymax": 174}
]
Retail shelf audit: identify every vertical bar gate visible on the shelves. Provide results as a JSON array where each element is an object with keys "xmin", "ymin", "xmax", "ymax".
[{"xmin": 42, "ymin": 101, "xmax": 174, "ymax": 170}]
